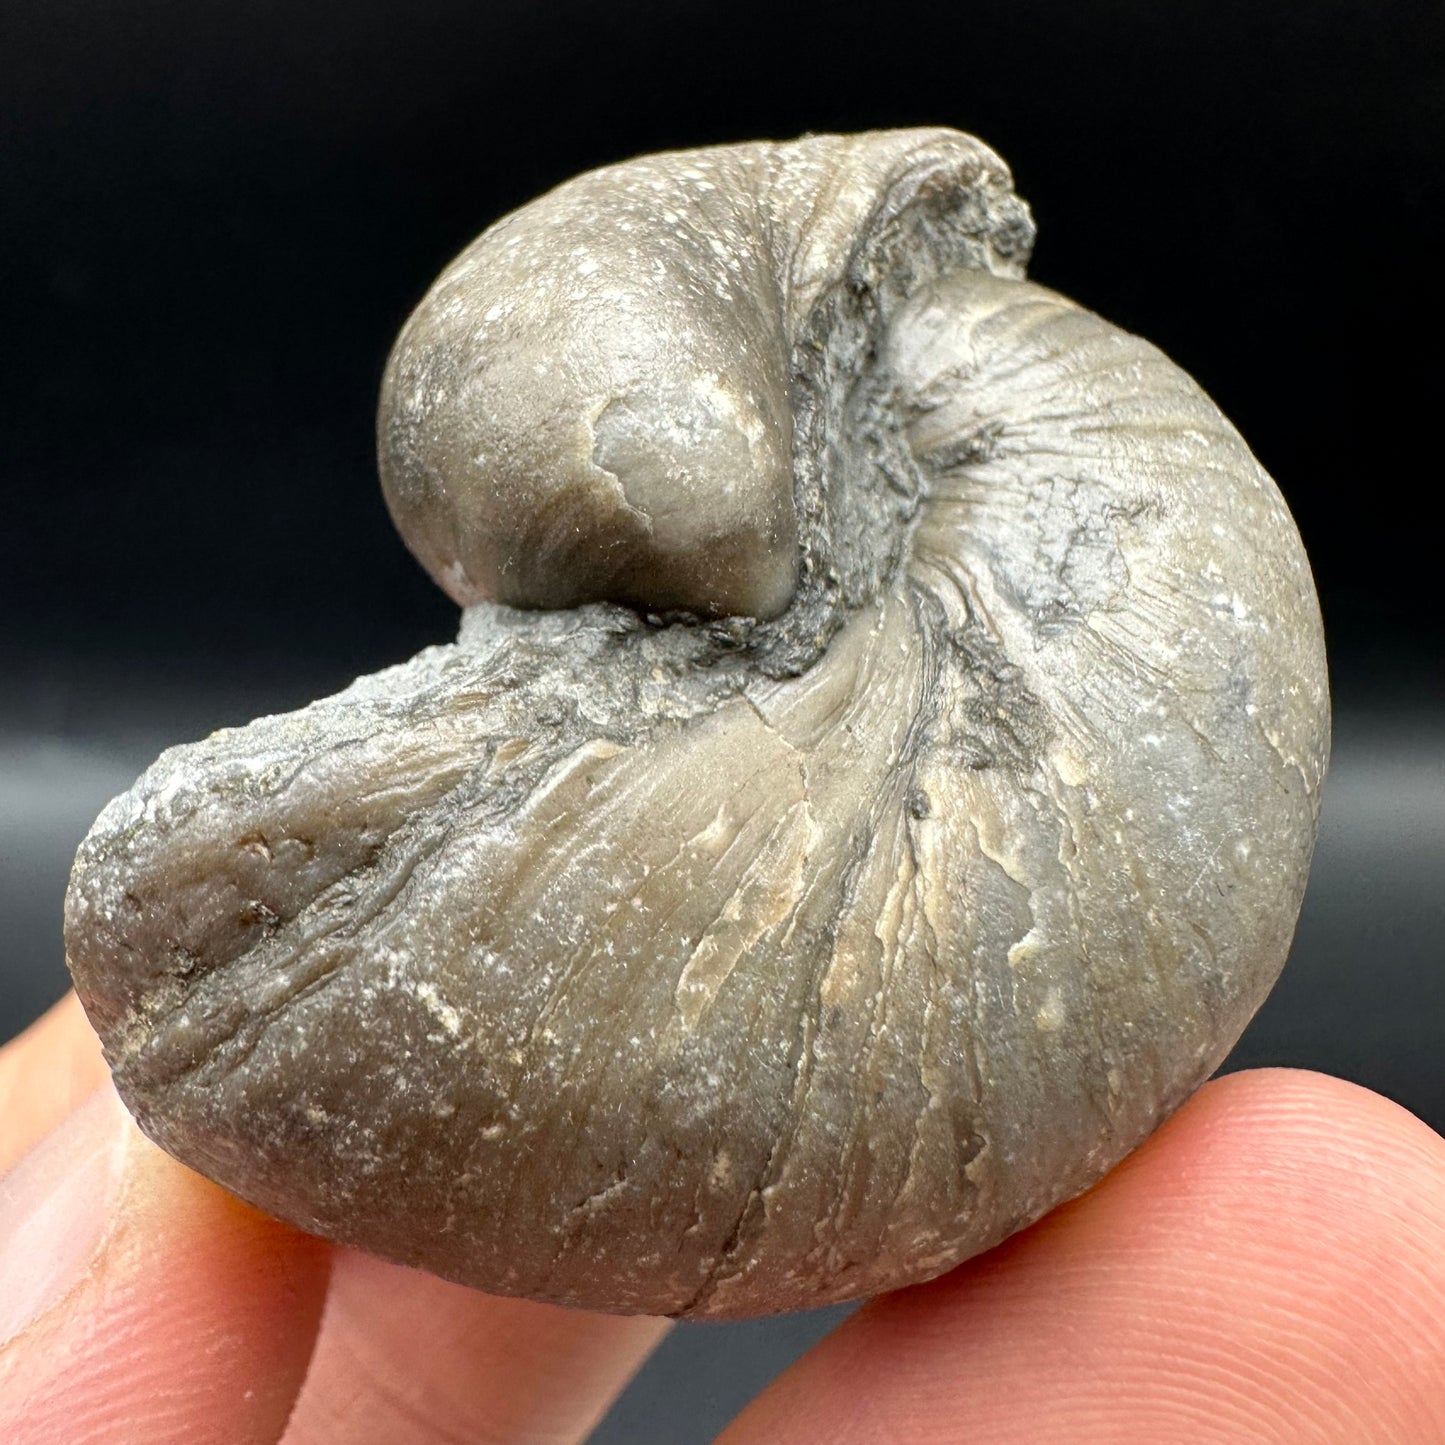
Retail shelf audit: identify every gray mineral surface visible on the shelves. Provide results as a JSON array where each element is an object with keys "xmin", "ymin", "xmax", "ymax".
[{"xmin": 65, "ymin": 128, "xmax": 1329, "ymax": 1319}]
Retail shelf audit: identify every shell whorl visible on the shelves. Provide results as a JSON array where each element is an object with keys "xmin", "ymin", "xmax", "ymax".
[
  {"xmin": 64, "ymin": 129, "xmax": 1329, "ymax": 1320},
  {"xmin": 378, "ymin": 128, "xmax": 1033, "ymax": 672}
]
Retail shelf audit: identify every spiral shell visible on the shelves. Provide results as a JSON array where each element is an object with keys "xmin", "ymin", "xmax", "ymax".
[{"xmin": 65, "ymin": 128, "xmax": 1329, "ymax": 1319}]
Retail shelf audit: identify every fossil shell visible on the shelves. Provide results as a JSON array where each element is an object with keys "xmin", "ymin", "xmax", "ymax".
[{"xmin": 65, "ymin": 129, "xmax": 1329, "ymax": 1319}]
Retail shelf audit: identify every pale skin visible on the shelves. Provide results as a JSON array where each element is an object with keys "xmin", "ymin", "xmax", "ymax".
[{"xmin": 1, "ymin": 991, "xmax": 1443, "ymax": 1443}]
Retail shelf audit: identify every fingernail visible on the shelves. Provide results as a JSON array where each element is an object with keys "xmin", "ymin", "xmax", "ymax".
[{"xmin": 0, "ymin": 1085, "xmax": 130, "ymax": 1344}]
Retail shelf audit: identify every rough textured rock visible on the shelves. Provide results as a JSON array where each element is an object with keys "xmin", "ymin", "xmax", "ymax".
[{"xmin": 65, "ymin": 128, "xmax": 1329, "ymax": 1319}]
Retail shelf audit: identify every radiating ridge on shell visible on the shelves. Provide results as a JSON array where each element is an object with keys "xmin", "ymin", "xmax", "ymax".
[{"xmin": 65, "ymin": 127, "xmax": 1329, "ymax": 1319}]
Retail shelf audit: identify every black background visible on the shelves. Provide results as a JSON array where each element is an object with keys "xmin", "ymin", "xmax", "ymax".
[
  {"xmin": 3, "ymin": 0, "xmax": 1442, "ymax": 674},
  {"xmin": 2, "ymin": 3, "xmax": 1441, "ymax": 1438}
]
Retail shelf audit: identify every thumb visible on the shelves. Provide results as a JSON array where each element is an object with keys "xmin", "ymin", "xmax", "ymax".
[{"xmin": 0, "ymin": 1084, "xmax": 330, "ymax": 1444}]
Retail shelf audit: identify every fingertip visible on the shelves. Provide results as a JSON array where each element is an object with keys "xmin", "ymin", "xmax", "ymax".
[
  {"xmin": 0, "ymin": 1087, "xmax": 331, "ymax": 1445},
  {"xmin": 0, "ymin": 992, "xmax": 111, "ymax": 1173},
  {"xmin": 721, "ymin": 1070, "xmax": 1445, "ymax": 1444},
  {"xmin": 284, "ymin": 1248, "xmax": 668, "ymax": 1445}
]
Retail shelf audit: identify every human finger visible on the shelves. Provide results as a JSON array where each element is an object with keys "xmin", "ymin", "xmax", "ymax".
[
  {"xmin": 0, "ymin": 992, "xmax": 111, "ymax": 1173},
  {"xmin": 0, "ymin": 1084, "xmax": 331, "ymax": 1445},
  {"xmin": 282, "ymin": 1248, "xmax": 667, "ymax": 1445},
  {"xmin": 719, "ymin": 1069, "xmax": 1445, "ymax": 1444}
]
